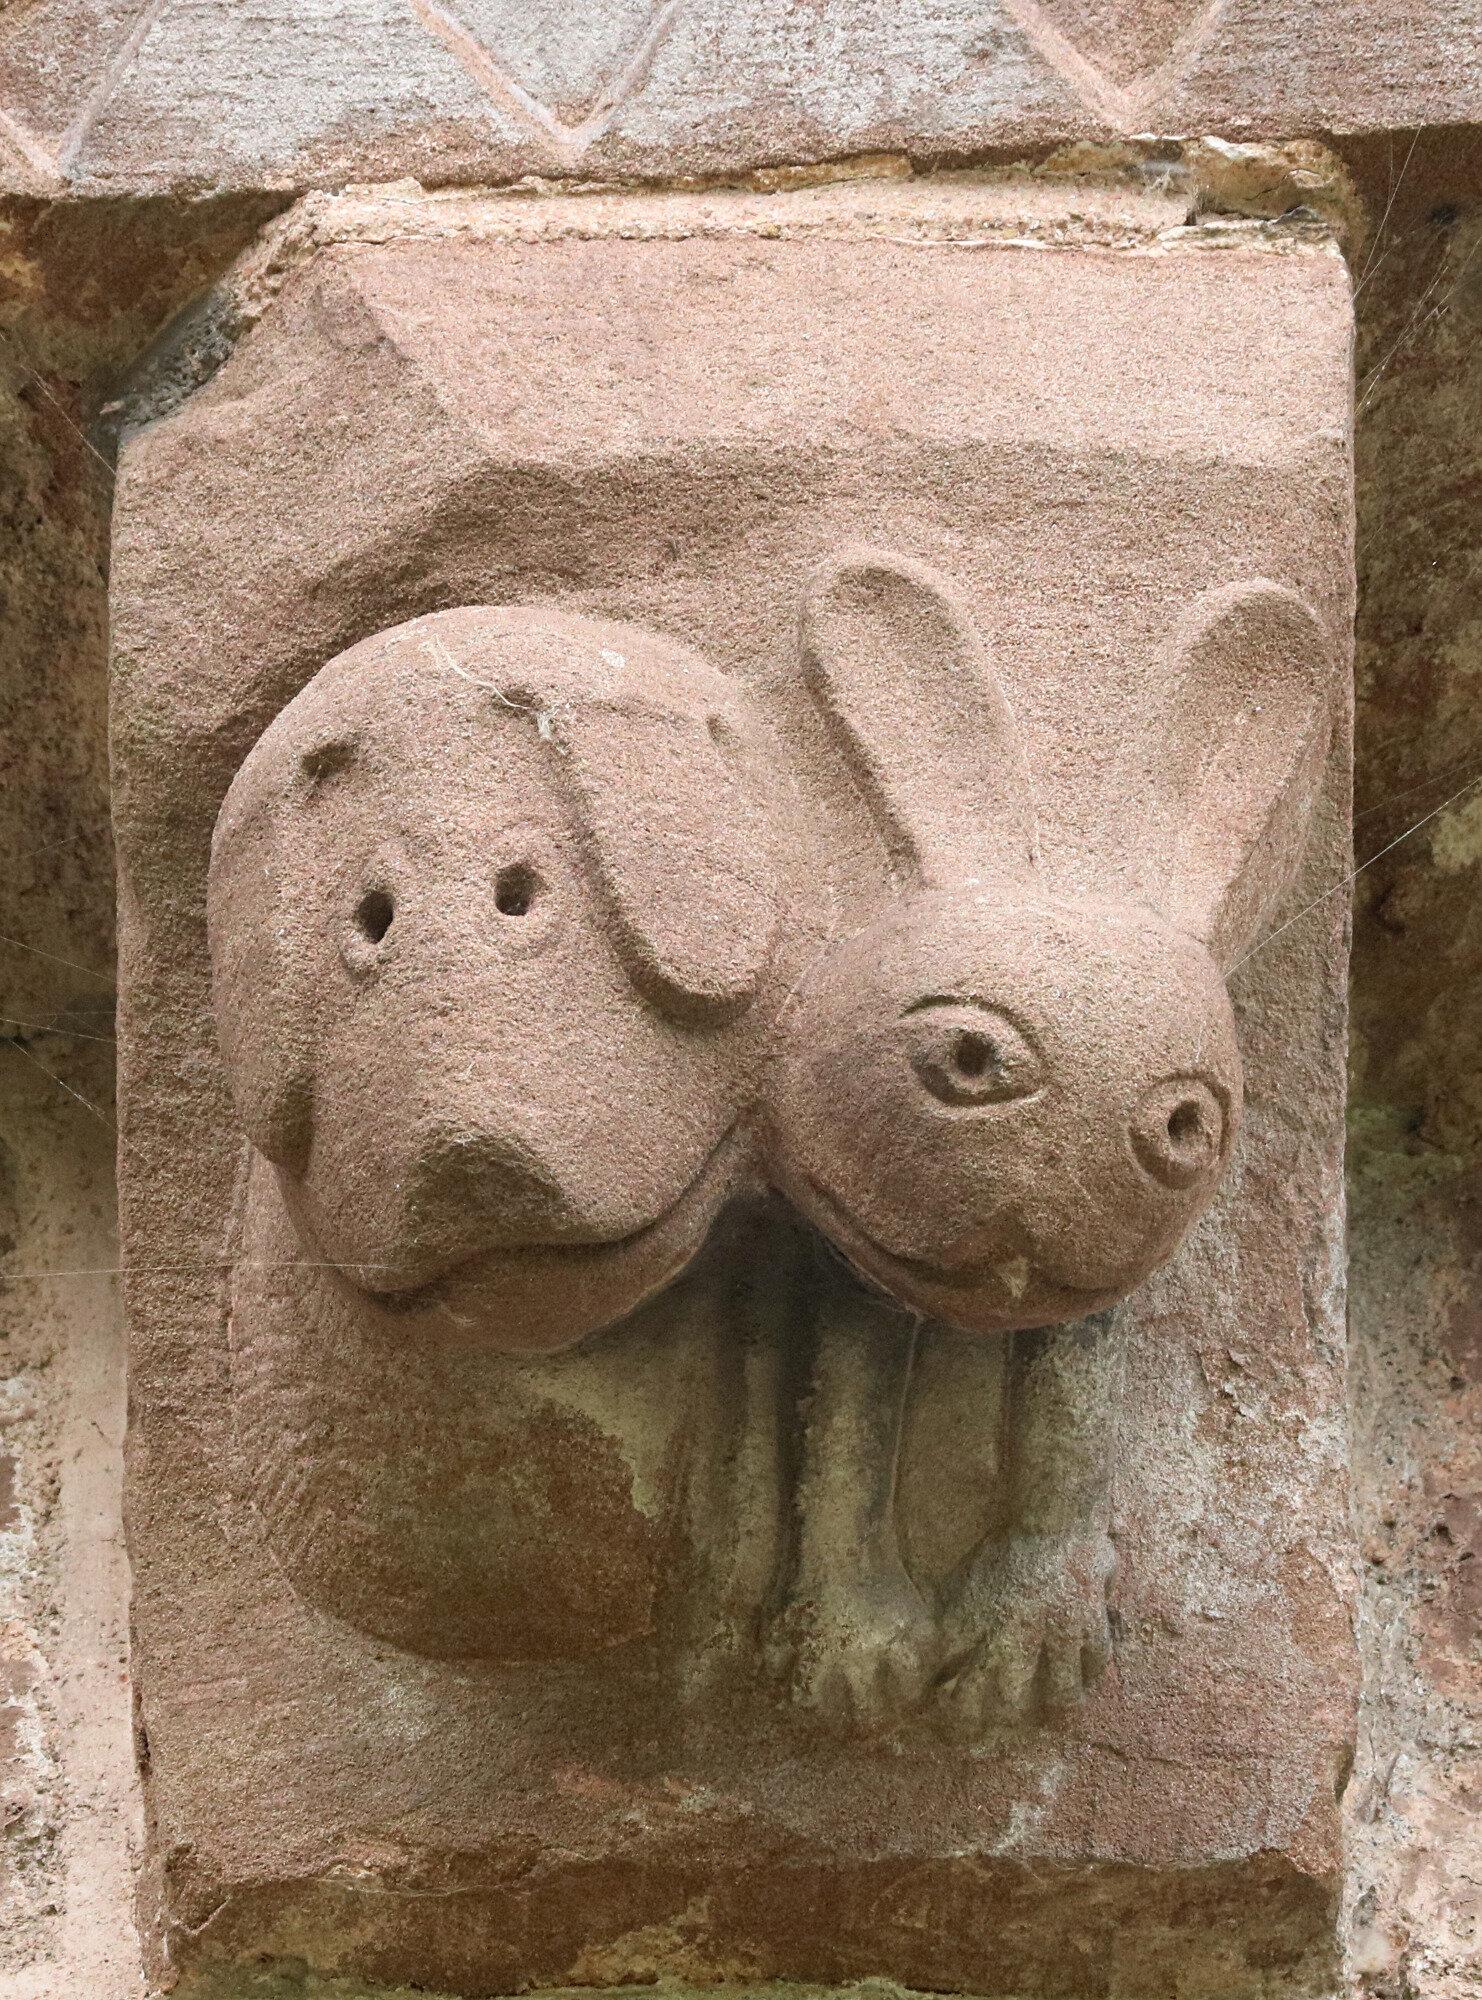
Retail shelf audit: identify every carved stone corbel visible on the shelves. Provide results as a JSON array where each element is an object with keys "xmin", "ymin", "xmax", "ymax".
[{"xmin": 112, "ymin": 181, "xmax": 1357, "ymax": 1996}]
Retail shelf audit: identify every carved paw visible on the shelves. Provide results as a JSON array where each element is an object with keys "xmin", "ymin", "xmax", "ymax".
[
  {"xmin": 933, "ymin": 1529, "xmax": 1114, "ymax": 1740},
  {"xmin": 771, "ymin": 1574, "xmax": 939, "ymax": 1737}
]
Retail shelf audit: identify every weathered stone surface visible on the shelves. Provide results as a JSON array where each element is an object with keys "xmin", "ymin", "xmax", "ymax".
[
  {"xmin": 0, "ymin": 186, "xmax": 279, "ymax": 2000},
  {"xmin": 1339, "ymin": 139, "xmax": 1482, "ymax": 2000},
  {"xmin": 0, "ymin": 0, "xmax": 1477, "ymax": 200},
  {"xmin": 111, "ymin": 181, "xmax": 1356, "ymax": 1995},
  {"xmin": 1348, "ymin": 158, "xmax": 1482, "ymax": 1163},
  {"xmin": 0, "ymin": 78, "xmax": 1471, "ymax": 2000},
  {"xmin": 0, "ymin": 1037, "xmax": 138, "ymax": 1997},
  {"xmin": 0, "ymin": 187, "xmax": 286, "ymax": 1029}
]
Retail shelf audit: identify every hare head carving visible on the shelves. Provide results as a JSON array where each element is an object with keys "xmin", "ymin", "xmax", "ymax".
[
  {"xmin": 208, "ymin": 606, "xmax": 781, "ymax": 1351},
  {"xmin": 760, "ymin": 550, "xmax": 1335, "ymax": 1335}
]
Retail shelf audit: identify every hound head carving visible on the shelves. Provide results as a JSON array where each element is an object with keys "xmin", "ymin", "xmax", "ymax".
[
  {"xmin": 209, "ymin": 605, "xmax": 781, "ymax": 1351},
  {"xmin": 760, "ymin": 550, "xmax": 1334, "ymax": 1335}
]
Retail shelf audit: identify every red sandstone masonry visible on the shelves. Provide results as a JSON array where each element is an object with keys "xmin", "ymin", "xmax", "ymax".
[
  {"xmin": 108, "ymin": 183, "xmax": 1357, "ymax": 1995},
  {"xmin": 0, "ymin": 0, "xmax": 1479, "ymax": 199}
]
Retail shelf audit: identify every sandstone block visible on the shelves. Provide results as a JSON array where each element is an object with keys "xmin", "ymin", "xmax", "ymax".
[{"xmin": 111, "ymin": 182, "xmax": 1357, "ymax": 1996}]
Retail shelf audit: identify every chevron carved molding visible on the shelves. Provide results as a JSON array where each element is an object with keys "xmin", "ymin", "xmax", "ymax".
[
  {"xmin": 404, "ymin": 0, "xmax": 687, "ymax": 165},
  {"xmin": 1000, "ymin": 0, "xmax": 1234, "ymax": 128},
  {"xmin": 0, "ymin": 0, "xmax": 1471, "ymax": 191}
]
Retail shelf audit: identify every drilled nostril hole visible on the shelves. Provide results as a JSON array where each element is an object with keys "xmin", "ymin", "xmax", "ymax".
[
  {"xmin": 495, "ymin": 862, "xmax": 539, "ymax": 917},
  {"xmin": 356, "ymin": 888, "xmax": 394, "ymax": 943},
  {"xmin": 1133, "ymin": 1078, "xmax": 1225, "ymax": 1189},
  {"xmin": 954, "ymin": 1030, "xmax": 994, "ymax": 1078}
]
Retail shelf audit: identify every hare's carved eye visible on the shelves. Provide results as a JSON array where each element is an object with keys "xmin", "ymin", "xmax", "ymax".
[{"xmin": 903, "ymin": 998, "xmax": 1043, "ymax": 1109}]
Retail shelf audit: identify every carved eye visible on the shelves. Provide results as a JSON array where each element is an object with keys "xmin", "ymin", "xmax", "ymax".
[
  {"xmin": 342, "ymin": 881, "xmax": 397, "ymax": 974},
  {"xmin": 1131, "ymin": 1077, "xmax": 1226, "ymax": 1189},
  {"xmin": 355, "ymin": 888, "xmax": 394, "ymax": 943},
  {"xmin": 905, "ymin": 999, "xmax": 1043, "ymax": 1108}
]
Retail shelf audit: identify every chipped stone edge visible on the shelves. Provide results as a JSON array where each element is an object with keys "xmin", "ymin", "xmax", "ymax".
[{"xmin": 116, "ymin": 140, "xmax": 1362, "ymax": 438}]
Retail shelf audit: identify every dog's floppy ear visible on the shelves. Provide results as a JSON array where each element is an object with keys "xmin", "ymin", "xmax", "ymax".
[
  {"xmin": 551, "ymin": 694, "xmax": 779, "ymax": 1022},
  {"xmin": 207, "ymin": 729, "xmax": 335, "ymax": 1172},
  {"xmin": 1146, "ymin": 581, "xmax": 1335, "ymax": 968}
]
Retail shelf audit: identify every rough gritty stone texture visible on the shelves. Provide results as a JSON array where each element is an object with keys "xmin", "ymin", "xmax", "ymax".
[
  {"xmin": 1347, "ymin": 153, "xmax": 1482, "ymax": 1161},
  {"xmin": 0, "ymin": 185, "xmax": 280, "ymax": 2000},
  {"xmin": 1337, "ymin": 130, "xmax": 1482, "ymax": 2000},
  {"xmin": 0, "ymin": 190, "xmax": 286, "ymax": 1026},
  {"xmin": 0, "ymin": 267, "xmax": 115, "ymax": 1033},
  {"xmin": 0, "ymin": 1038, "xmax": 136, "ymax": 2000},
  {"xmin": 109, "ymin": 182, "xmax": 1355, "ymax": 1997},
  {"xmin": 0, "ymin": 0, "xmax": 1477, "ymax": 199}
]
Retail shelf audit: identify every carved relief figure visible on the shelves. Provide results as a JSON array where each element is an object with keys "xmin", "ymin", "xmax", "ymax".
[
  {"xmin": 760, "ymin": 549, "xmax": 1335, "ymax": 1735},
  {"xmin": 209, "ymin": 604, "xmax": 785, "ymax": 1658},
  {"xmin": 205, "ymin": 560, "xmax": 1334, "ymax": 1714}
]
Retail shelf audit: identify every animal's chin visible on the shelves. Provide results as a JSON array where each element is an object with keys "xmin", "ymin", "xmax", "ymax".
[
  {"xmin": 784, "ymin": 1168, "xmax": 1144, "ymax": 1336},
  {"xmin": 335, "ymin": 1128, "xmax": 745, "ymax": 1351}
]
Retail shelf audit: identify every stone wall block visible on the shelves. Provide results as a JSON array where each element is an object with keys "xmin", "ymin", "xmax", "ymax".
[{"xmin": 0, "ymin": 0, "xmax": 1478, "ymax": 198}]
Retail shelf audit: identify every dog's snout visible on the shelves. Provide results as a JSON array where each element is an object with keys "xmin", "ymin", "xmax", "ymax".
[{"xmin": 407, "ymin": 1129, "xmax": 583, "ymax": 1249}]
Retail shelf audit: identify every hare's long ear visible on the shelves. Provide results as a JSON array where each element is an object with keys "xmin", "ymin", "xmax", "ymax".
[
  {"xmin": 552, "ymin": 696, "xmax": 779, "ymax": 1023},
  {"xmin": 801, "ymin": 546, "xmax": 1037, "ymax": 885},
  {"xmin": 1151, "ymin": 581, "xmax": 1335, "ymax": 968},
  {"xmin": 207, "ymin": 730, "xmax": 328, "ymax": 1174}
]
